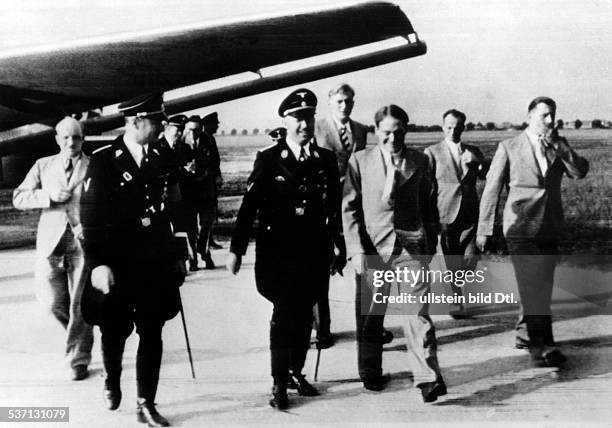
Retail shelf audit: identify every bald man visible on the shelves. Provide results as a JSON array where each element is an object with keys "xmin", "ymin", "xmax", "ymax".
[{"xmin": 13, "ymin": 117, "xmax": 93, "ymax": 381}]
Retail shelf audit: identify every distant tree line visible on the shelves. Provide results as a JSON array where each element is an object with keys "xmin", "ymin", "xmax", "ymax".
[{"xmin": 222, "ymin": 118, "xmax": 610, "ymax": 136}]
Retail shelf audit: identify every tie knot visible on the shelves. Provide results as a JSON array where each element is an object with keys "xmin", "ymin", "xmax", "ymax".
[
  {"xmin": 65, "ymin": 158, "xmax": 73, "ymax": 171},
  {"xmin": 538, "ymin": 135, "xmax": 551, "ymax": 148},
  {"xmin": 298, "ymin": 146, "xmax": 307, "ymax": 162}
]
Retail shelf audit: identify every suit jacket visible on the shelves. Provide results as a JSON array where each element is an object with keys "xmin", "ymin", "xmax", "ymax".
[
  {"xmin": 13, "ymin": 153, "xmax": 89, "ymax": 257},
  {"xmin": 79, "ymin": 137, "xmax": 181, "ymax": 324},
  {"xmin": 424, "ymin": 140, "xmax": 488, "ymax": 225},
  {"xmin": 342, "ymin": 146, "xmax": 438, "ymax": 263},
  {"xmin": 230, "ymin": 139, "xmax": 342, "ymax": 300},
  {"xmin": 477, "ymin": 132, "xmax": 588, "ymax": 239},
  {"xmin": 315, "ymin": 116, "xmax": 368, "ymax": 179}
]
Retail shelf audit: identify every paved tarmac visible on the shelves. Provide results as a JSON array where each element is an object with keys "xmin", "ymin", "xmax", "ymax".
[{"xmin": 1, "ymin": 244, "xmax": 612, "ymax": 427}]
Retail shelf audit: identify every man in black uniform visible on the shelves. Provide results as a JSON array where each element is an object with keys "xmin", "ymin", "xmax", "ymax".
[
  {"xmin": 201, "ymin": 112, "xmax": 224, "ymax": 250},
  {"xmin": 226, "ymin": 88, "xmax": 345, "ymax": 410},
  {"xmin": 80, "ymin": 93, "xmax": 185, "ymax": 427}
]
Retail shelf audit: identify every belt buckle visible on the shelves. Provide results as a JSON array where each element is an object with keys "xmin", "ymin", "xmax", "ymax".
[
  {"xmin": 295, "ymin": 207, "xmax": 305, "ymax": 216},
  {"xmin": 141, "ymin": 217, "xmax": 151, "ymax": 228}
]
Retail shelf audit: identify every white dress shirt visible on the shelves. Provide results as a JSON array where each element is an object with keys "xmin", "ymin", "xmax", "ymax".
[
  {"xmin": 286, "ymin": 137, "xmax": 311, "ymax": 161},
  {"xmin": 124, "ymin": 139, "xmax": 149, "ymax": 167},
  {"xmin": 525, "ymin": 129, "xmax": 549, "ymax": 176}
]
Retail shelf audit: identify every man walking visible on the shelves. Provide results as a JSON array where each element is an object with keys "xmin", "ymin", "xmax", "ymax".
[{"xmin": 13, "ymin": 117, "xmax": 93, "ymax": 381}]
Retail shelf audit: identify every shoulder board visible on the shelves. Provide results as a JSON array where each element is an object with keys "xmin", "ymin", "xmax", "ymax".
[
  {"xmin": 260, "ymin": 143, "xmax": 277, "ymax": 153},
  {"xmin": 92, "ymin": 144, "xmax": 113, "ymax": 154}
]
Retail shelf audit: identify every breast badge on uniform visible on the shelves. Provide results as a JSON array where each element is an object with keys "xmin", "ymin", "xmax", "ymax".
[
  {"xmin": 122, "ymin": 172, "xmax": 133, "ymax": 181},
  {"xmin": 281, "ymin": 150, "xmax": 288, "ymax": 159},
  {"xmin": 313, "ymin": 151, "xmax": 320, "ymax": 159},
  {"xmin": 274, "ymin": 176, "xmax": 286, "ymax": 182},
  {"xmin": 115, "ymin": 149, "xmax": 123, "ymax": 158},
  {"xmin": 141, "ymin": 217, "xmax": 151, "ymax": 227}
]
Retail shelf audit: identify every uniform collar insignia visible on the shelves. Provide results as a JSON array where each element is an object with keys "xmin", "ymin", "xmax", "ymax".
[{"xmin": 152, "ymin": 148, "xmax": 160, "ymax": 156}]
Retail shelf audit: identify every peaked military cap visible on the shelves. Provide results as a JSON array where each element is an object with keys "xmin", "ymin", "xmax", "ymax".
[
  {"xmin": 167, "ymin": 114, "xmax": 187, "ymax": 128},
  {"xmin": 202, "ymin": 112, "xmax": 219, "ymax": 124},
  {"xmin": 278, "ymin": 88, "xmax": 317, "ymax": 117},
  {"xmin": 186, "ymin": 115, "xmax": 202, "ymax": 124},
  {"xmin": 268, "ymin": 127, "xmax": 287, "ymax": 142},
  {"xmin": 118, "ymin": 93, "xmax": 165, "ymax": 120}
]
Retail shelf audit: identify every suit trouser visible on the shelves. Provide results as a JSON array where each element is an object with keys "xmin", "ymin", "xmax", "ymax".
[
  {"xmin": 196, "ymin": 204, "xmax": 215, "ymax": 256},
  {"xmin": 355, "ymin": 256, "xmax": 441, "ymax": 386},
  {"xmin": 440, "ymin": 219, "xmax": 478, "ymax": 297},
  {"xmin": 35, "ymin": 226, "xmax": 93, "ymax": 369},
  {"xmin": 506, "ymin": 236, "xmax": 558, "ymax": 348}
]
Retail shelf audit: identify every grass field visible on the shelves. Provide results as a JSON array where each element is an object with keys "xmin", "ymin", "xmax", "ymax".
[{"xmin": 216, "ymin": 129, "xmax": 612, "ymax": 257}]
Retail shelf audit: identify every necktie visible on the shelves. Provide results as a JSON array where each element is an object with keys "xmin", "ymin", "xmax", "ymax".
[
  {"xmin": 456, "ymin": 143, "xmax": 463, "ymax": 175},
  {"xmin": 141, "ymin": 146, "xmax": 149, "ymax": 167},
  {"xmin": 339, "ymin": 125, "xmax": 350, "ymax": 151},
  {"xmin": 65, "ymin": 158, "xmax": 73, "ymax": 182},
  {"xmin": 381, "ymin": 155, "xmax": 400, "ymax": 206},
  {"xmin": 538, "ymin": 136, "xmax": 552, "ymax": 174},
  {"xmin": 298, "ymin": 146, "xmax": 307, "ymax": 162}
]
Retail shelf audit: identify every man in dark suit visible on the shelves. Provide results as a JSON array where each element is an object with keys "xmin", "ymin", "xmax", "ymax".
[
  {"xmin": 226, "ymin": 88, "xmax": 344, "ymax": 410},
  {"xmin": 80, "ymin": 93, "xmax": 185, "ymax": 427},
  {"xmin": 477, "ymin": 96, "xmax": 588, "ymax": 367},
  {"xmin": 201, "ymin": 112, "xmax": 224, "ymax": 250},
  {"xmin": 424, "ymin": 109, "xmax": 488, "ymax": 318},
  {"xmin": 343, "ymin": 104, "xmax": 446, "ymax": 402},
  {"xmin": 312, "ymin": 83, "xmax": 367, "ymax": 348}
]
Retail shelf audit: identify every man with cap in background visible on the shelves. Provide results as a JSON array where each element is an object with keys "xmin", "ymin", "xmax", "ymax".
[
  {"xmin": 201, "ymin": 112, "xmax": 224, "ymax": 250},
  {"xmin": 13, "ymin": 117, "xmax": 93, "ymax": 381},
  {"xmin": 80, "ymin": 93, "xmax": 185, "ymax": 426},
  {"xmin": 181, "ymin": 115, "xmax": 217, "ymax": 270},
  {"xmin": 313, "ymin": 83, "xmax": 368, "ymax": 349},
  {"xmin": 226, "ymin": 88, "xmax": 345, "ymax": 410}
]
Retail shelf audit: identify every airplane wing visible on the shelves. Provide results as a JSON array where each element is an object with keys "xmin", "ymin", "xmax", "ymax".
[{"xmin": 0, "ymin": 1, "xmax": 423, "ymax": 132}]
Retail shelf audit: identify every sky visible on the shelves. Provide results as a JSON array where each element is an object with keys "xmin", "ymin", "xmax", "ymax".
[{"xmin": 0, "ymin": 0, "xmax": 610, "ymax": 132}]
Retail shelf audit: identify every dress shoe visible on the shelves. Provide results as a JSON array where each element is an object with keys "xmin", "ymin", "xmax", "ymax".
[
  {"xmin": 515, "ymin": 338, "xmax": 556, "ymax": 350},
  {"xmin": 203, "ymin": 253, "xmax": 216, "ymax": 269},
  {"xmin": 103, "ymin": 384, "xmax": 122, "ymax": 411},
  {"xmin": 269, "ymin": 384, "xmax": 289, "ymax": 410},
  {"xmin": 71, "ymin": 365, "xmax": 89, "ymax": 381},
  {"xmin": 382, "ymin": 330, "xmax": 394, "ymax": 344},
  {"xmin": 287, "ymin": 373, "xmax": 319, "ymax": 396},
  {"xmin": 136, "ymin": 399, "xmax": 170, "ymax": 427},
  {"xmin": 449, "ymin": 303, "xmax": 471, "ymax": 320},
  {"xmin": 362, "ymin": 375, "xmax": 387, "ymax": 392},
  {"xmin": 531, "ymin": 349, "xmax": 567, "ymax": 367},
  {"xmin": 419, "ymin": 378, "xmax": 447, "ymax": 403},
  {"xmin": 188, "ymin": 259, "xmax": 199, "ymax": 272},
  {"xmin": 316, "ymin": 333, "xmax": 334, "ymax": 349},
  {"xmin": 208, "ymin": 239, "xmax": 223, "ymax": 250}
]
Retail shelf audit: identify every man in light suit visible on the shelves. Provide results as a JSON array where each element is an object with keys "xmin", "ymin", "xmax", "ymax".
[
  {"xmin": 476, "ymin": 96, "xmax": 588, "ymax": 367},
  {"xmin": 313, "ymin": 83, "xmax": 368, "ymax": 348},
  {"xmin": 13, "ymin": 117, "xmax": 93, "ymax": 381},
  {"xmin": 343, "ymin": 104, "xmax": 446, "ymax": 403},
  {"xmin": 424, "ymin": 109, "xmax": 488, "ymax": 318}
]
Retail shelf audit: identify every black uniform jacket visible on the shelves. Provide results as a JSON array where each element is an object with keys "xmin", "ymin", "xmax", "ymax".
[
  {"xmin": 230, "ymin": 139, "xmax": 342, "ymax": 302},
  {"xmin": 80, "ymin": 136, "xmax": 182, "ymax": 325}
]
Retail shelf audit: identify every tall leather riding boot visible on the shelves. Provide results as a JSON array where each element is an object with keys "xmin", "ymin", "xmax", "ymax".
[
  {"xmin": 269, "ymin": 320, "xmax": 291, "ymax": 382},
  {"xmin": 290, "ymin": 324, "xmax": 312, "ymax": 376},
  {"xmin": 101, "ymin": 333, "xmax": 125, "ymax": 387},
  {"xmin": 136, "ymin": 334, "xmax": 163, "ymax": 402}
]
